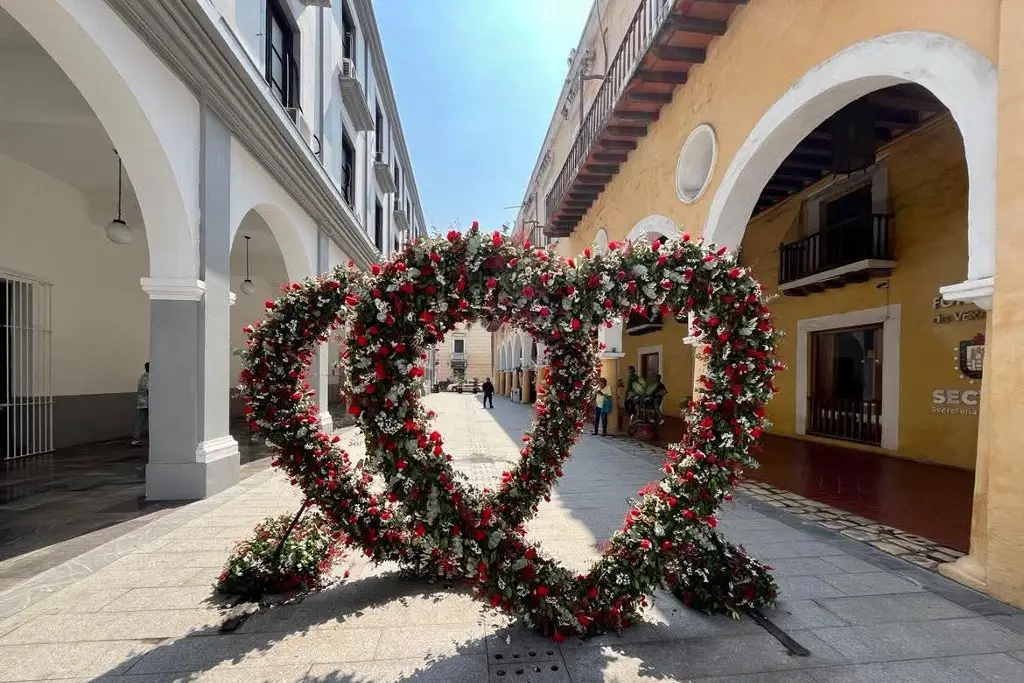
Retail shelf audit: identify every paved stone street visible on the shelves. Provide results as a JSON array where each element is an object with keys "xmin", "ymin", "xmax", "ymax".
[{"xmin": 1, "ymin": 394, "xmax": 1023, "ymax": 682}]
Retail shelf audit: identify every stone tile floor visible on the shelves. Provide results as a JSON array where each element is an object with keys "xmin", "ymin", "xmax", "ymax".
[
  {"xmin": 0, "ymin": 394, "xmax": 1021, "ymax": 682},
  {"xmin": 616, "ymin": 437, "xmax": 968, "ymax": 573}
]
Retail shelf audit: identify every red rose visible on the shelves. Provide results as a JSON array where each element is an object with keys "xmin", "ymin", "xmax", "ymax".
[
  {"xmin": 570, "ymin": 319, "xmax": 581, "ymax": 331},
  {"xmin": 486, "ymin": 277, "xmax": 497, "ymax": 288},
  {"xmin": 447, "ymin": 230, "xmax": 460, "ymax": 242},
  {"xmin": 490, "ymin": 593, "xmax": 502, "ymax": 607},
  {"xmin": 492, "ymin": 231, "xmax": 503, "ymax": 247},
  {"xmin": 535, "ymin": 585, "xmax": 549, "ymax": 597},
  {"xmin": 395, "ymin": 458, "xmax": 408, "ymax": 470},
  {"xmin": 552, "ymin": 631, "xmax": 565, "ymax": 644},
  {"xmin": 414, "ymin": 521, "xmax": 425, "ymax": 536},
  {"xmin": 371, "ymin": 263, "xmax": 382, "ymax": 275},
  {"xmin": 587, "ymin": 586, "xmax": 598, "ymax": 600}
]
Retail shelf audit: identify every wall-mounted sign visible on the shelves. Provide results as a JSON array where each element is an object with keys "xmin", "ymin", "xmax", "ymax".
[
  {"xmin": 956, "ymin": 333, "xmax": 985, "ymax": 382},
  {"xmin": 932, "ymin": 295, "xmax": 986, "ymax": 324},
  {"xmin": 931, "ymin": 389, "xmax": 980, "ymax": 416}
]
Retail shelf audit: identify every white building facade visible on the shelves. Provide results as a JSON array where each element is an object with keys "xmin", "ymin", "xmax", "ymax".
[{"xmin": 0, "ymin": 0, "xmax": 426, "ymax": 500}]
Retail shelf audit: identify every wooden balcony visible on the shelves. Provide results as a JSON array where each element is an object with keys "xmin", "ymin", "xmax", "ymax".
[
  {"xmin": 779, "ymin": 214, "xmax": 895, "ymax": 295},
  {"xmin": 626, "ymin": 308, "xmax": 663, "ymax": 336},
  {"xmin": 544, "ymin": 0, "xmax": 746, "ymax": 238},
  {"xmin": 807, "ymin": 397, "xmax": 883, "ymax": 446}
]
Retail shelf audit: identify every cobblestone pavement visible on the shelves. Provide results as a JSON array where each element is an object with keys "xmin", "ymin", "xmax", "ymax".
[{"xmin": 0, "ymin": 394, "xmax": 1022, "ymax": 682}]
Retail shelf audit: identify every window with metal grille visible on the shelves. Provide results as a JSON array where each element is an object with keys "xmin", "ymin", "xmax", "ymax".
[
  {"xmin": 374, "ymin": 200, "xmax": 384, "ymax": 251},
  {"xmin": 1, "ymin": 273, "xmax": 53, "ymax": 459},
  {"xmin": 265, "ymin": 1, "xmax": 298, "ymax": 108},
  {"xmin": 375, "ymin": 103, "xmax": 384, "ymax": 159},
  {"xmin": 341, "ymin": 132, "xmax": 356, "ymax": 206},
  {"xmin": 808, "ymin": 325, "xmax": 884, "ymax": 445},
  {"xmin": 341, "ymin": 1, "xmax": 356, "ymax": 62}
]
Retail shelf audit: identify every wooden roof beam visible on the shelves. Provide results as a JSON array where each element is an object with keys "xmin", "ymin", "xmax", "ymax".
[
  {"xmin": 593, "ymin": 151, "xmax": 628, "ymax": 163},
  {"xmin": 636, "ymin": 70, "xmax": 688, "ymax": 84},
  {"xmin": 626, "ymin": 91, "xmax": 673, "ymax": 104},
  {"xmin": 616, "ymin": 110, "xmax": 660, "ymax": 122},
  {"xmin": 653, "ymin": 45, "xmax": 707, "ymax": 64},
  {"xmin": 668, "ymin": 15, "xmax": 728, "ymax": 35},
  {"xmin": 601, "ymin": 139, "xmax": 638, "ymax": 150},
  {"xmin": 607, "ymin": 125, "xmax": 648, "ymax": 137}
]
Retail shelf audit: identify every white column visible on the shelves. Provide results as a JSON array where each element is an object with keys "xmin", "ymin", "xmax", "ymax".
[
  {"xmin": 315, "ymin": 229, "xmax": 333, "ymax": 429},
  {"xmin": 142, "ymin": 105, "xmax": 239, "ymax": 501},
  {"xmin": 142, "ymin": 279, "xmax": 239, "ymax": 500},
  {"xmin": 599, "ymin": 318, "xmax": 624, "ymax": 354}
]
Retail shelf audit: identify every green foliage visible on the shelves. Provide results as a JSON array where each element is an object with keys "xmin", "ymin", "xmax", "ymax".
[{"xmin": 216, "ymin": 509, "xmax": 343, "ymax": 600}]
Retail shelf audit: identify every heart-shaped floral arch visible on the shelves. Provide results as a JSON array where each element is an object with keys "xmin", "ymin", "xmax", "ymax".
[{"xmin": 240, "ymin": 224, "xmax": 781, "ymax": 640}]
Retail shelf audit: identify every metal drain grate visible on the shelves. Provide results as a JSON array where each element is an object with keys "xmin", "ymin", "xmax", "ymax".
[{"xmin": 489, "ymin": 661, "xmax": 569, "ymax": 683}]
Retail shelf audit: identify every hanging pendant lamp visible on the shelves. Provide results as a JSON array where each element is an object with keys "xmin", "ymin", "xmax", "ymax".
[
  {"xmin": 240, "ymin": 235, "xmax": 256, "ymax": 295},
  {"xmin": 105, "ymin": 152, "xmax": 132, "ymax": 244}
]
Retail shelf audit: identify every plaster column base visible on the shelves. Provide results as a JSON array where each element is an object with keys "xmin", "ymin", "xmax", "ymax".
[
  {"xmin": 940, "ymin": 554, "xmax": 988, "ymax": 593},
  {"xmin": 147, "ymin": 437, "xmax": 239, "ymax": 501},
  {"xmin": 319, "ymin": 409, "xmax": 334, "ymax": 431}
]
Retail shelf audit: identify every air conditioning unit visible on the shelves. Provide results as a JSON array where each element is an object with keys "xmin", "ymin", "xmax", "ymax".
[
  {"xmin": 338, "ymin": 58, "xmax": 375, "ymax": 131},
  {"xmin": 286, "ymin": 107, "xmax": 315, "ymax": 149},
  {"xmin": 297, "ymin": 0, "xmax": 332, "ymax": 6},
  {"xmin": 340, "ymin": 57, "xmax": 357, "ymax": 80},
  {"xmin": 373, "ymin": 153, "xmax": 397, "ymax": 194}
]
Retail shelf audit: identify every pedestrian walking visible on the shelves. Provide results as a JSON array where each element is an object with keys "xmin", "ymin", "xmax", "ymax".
[
  {"xmin": 482, "ymin": 377, "xmax": 494, "ymax": 408},
  {"xmin": 130, "ymin": 362, "xmax": 149, "ymax": 447}
]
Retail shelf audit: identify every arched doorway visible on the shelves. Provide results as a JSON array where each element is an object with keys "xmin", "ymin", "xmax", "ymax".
[
  {"xmin": 229, "ymin": 210, "xmax": 292, "ymax": 458},
  {"xmin": 0, "ymin": 2, "xmax": 198, "ymax": 558},
  {"xmin": 703, "ymin": 31, "xmax": 992, "ymax": 558}
]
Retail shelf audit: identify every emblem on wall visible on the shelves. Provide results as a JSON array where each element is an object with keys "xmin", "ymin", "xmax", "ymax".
[{"xmin": 954, "ymin": 333, "xmax": 985, "ymax": 382}]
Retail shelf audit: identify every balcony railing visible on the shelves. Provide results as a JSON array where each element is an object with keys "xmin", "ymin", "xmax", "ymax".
[
  {"xmin": 807, "ymin": 397, "xmax": 882, "ymax": 446},
  {"xmin": 779, "ymin": 214, "xmax": 894, "ymax": 285},
  {"xmin": 450, "ymin": 352, "xmax": 468, "ymax": 369},
  {"xmin": 545, "ymin": 0, "xmax": 674, "ymax": 222}
]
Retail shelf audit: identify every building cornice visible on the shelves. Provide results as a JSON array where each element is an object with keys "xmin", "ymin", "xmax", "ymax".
[
  {"xmin": 353, "ymin": 0, "xmax": 428, "ymax": 237},
  {"xmin": 103, "ymin": 0, "xmax": 380, "ymax": 267}
]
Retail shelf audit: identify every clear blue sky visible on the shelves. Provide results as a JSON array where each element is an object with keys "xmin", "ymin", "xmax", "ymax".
[{"xmin": 375, "ymin": 0, "xmax": 593, "ymax": 235}]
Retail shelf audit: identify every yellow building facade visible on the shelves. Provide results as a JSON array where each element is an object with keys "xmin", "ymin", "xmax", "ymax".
[{"xmin": 504, "ymin": 0, "xmax": 1023, "ymax": 608}]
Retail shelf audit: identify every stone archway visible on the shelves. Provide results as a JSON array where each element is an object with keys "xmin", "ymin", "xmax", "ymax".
[
  {"xmin": 626, "ymin": 215, "xmax": 682, "ymax": 245},
  {"xmin": 704, "ymin": 31, "xmax": 996, "ymax": 293},
  {"xmin": 2, "ymin": 0, "xmax": 199, "ymax": 281}
]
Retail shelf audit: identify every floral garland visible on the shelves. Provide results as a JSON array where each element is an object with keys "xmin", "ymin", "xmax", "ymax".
[
  {"xmin": 239, "ymin": 223, "xmax": 781, "ymax": 640},
  {"xmin": 216, "ymin": 509, "xmax": 343, "ymax": 599}
]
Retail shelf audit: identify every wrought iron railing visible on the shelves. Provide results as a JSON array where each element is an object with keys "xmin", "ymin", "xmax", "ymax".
[
  {"xmin": 544, "ymin": 0, "xmax": 674, "ymax": 222},
  {"xmin": 779, "ymin": 213, "xmax": 894, "ymax": 284},
  {"xmin": 807, "ymin": 397, "xmax": 882, "ymax": 445}
]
